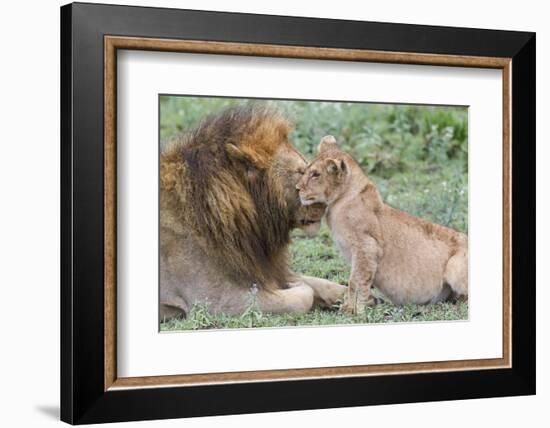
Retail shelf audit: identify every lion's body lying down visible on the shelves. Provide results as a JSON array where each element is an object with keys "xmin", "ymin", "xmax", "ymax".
[
  {"xmin": 160, "ymin": 106, "xmax": 345, "ymax": 319},
  {"xmin": 297, "ymin": 136, "xmax": 468, "ymax": 312}
]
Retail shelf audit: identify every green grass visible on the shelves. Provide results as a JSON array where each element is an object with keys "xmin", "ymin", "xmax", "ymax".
[
  {"xmin": 159, "ymin": 96, "xmax": 469, "ymax": 331},
  {"xmin": 161, "ymin": 300, "xmax": 468, "ymax": 331}
]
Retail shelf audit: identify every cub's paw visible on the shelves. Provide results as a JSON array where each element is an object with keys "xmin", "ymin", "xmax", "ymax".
[
  {"xmin": 340, "ymin": 301, "xmax": 356, "ymax": 315},
  {"xmin": 340, "ymin": 293, "xmax": 379, "ymax": 315}
]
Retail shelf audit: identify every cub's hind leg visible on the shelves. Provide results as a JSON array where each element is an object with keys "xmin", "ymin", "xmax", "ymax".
[{"xmin": 443, "ymin": 247, "xmax": 468, "ymax": 299}]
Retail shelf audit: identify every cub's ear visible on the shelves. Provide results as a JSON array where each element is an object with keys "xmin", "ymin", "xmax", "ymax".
[
  {"xmin": 318, "ymin": 135, "xmax": 338, "ymax": 154},
  {"xmin": 325, "ymin": 158, "xmax": 347, "ymax": 175}
]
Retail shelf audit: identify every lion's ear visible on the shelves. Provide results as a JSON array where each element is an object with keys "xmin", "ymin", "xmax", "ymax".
[
  {"xmin": 226, "ymin": 143, "xmax": 258, "ymax": 164},
  {"xmin": 318, "ymin": 135, "xmax": 338, "ymax": 154},
  {"xmin": 226, "ymin": 143, "xmax": 269, "ymax": 170},
  {"xmin": 325, "ymin": 158, "xmax": 347, "ymax": 175},
  {"xmin": 226, "ymin": 143, "xmax": 249, "ymax": 162}
]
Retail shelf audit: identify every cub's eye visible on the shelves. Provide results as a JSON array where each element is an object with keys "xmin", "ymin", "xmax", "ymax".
[
  {"xmin": 311, "ymin": 171, "xmax": 320, "ymax": 178},
  {"xmin": 295, "ymin": 168, "xmax": 305, "ymax": 175}
]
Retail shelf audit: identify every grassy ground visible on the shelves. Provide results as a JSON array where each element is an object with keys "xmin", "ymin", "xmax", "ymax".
[{"xmin": 159, "ymin": 96, "xmax": 469, "ymax": 331}]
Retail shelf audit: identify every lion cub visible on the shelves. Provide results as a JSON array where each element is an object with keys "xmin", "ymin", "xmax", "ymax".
[{"xmin": 296, "ymin": 136, "xmax": 468, "ymax": 314}]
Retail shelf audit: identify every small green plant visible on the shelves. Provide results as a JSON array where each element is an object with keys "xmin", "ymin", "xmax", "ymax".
[
  {"xmin": 186, "ymin": 300, "xmax": 214, "ymax": 330},
  {"xmin": 240, "ymin": 284, "xmax": 264, "ymax": 328}
]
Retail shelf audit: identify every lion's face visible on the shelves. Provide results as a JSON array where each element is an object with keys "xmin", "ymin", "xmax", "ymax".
[{"xmin": 272, "ymin": 144, "xmax": 325, "ymax": 237}]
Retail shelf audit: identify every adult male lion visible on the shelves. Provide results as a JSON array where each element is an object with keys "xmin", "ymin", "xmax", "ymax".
[{"xmin": 160, "ymin": 105, "xmax": 345, "ymax": 319}]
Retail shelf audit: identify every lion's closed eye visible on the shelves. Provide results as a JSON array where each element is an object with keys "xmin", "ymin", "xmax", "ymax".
[{"xmin": 294, "ymin": 168, "xmax": 305, "ymax": 180}]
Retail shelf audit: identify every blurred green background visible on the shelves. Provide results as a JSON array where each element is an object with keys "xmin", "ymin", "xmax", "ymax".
[{"xmin": 159, "ymin": 96, "xmax": 468, "ymax": 330}]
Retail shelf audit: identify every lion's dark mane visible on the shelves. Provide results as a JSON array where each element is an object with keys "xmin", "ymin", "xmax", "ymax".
[{"xmin": 162, "ymin": 104, "xmax": 296, "ymax": 289}]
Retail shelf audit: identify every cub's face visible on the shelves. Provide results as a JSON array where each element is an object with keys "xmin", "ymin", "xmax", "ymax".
[
  {"xmin": 296, "ymin": 162, "xmax": 329, "ymax": 206},
  {"xmin": 296, "ymin": 156, "xmax": 347, "ymax": 206},
  {"xmin": 297, "ymin": 135, "xmax": 349, "ymax": 207}
]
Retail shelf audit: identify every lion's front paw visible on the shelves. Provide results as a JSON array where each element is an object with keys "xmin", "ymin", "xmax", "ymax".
[
  {"xmin": 316, "ymin": 283, "xmax": 347, "ymax": 308},
  {"xmin": 302, "ymin": 277, "xmax": 346, "ymax": 309}
]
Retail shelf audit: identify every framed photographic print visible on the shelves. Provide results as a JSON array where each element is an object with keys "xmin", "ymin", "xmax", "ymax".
[{"xmin": 60, "ymin": 2, "xmax": 535, "ymax": 424}]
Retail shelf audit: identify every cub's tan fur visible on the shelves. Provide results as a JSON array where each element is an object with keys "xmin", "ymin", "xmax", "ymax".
[
  {"xmin": 297, "ymin": 136, "xmax": 468, "ymax": 313},
  {"xmin": 160, "ymin": 106, "xmax": 345, "ymax": 319}
]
